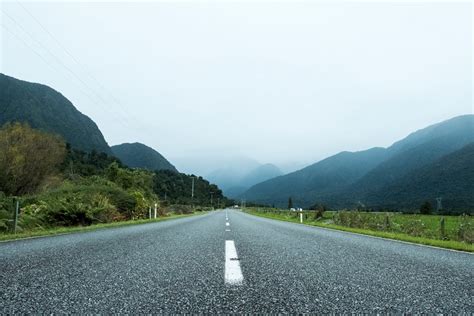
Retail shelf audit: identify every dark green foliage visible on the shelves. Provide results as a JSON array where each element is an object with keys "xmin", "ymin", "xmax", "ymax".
[
  {"xmin": 363, "ymin": 143, "xmax": 474, "ymax": 214},
  {"xmin": 0, "ymin": 73, "xmax": 111, "ymax": 154},
  {"xmin": 420, "ymin": 201, "xmax": 433, "ymax": 215},
  {"xmin": 111, "ymin": 142, "xmax": 177, "ymax": 172},
  {"xmin": 153, "ymin": 170, "xmax": 228, "ymax": 206},
  {"xmin": 61, "ymin": 145, "xmax": 123, "ymax": 177}
]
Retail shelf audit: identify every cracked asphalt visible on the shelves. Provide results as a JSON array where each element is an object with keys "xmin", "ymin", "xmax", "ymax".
[{"xmin": 1, "ymin": 209, "xmax": 472, "ymax": 313}]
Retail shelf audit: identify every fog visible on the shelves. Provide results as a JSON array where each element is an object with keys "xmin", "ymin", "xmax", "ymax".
[{"xmin": 1, "ymin": 1, "xmax": 472, "ymax": 175}]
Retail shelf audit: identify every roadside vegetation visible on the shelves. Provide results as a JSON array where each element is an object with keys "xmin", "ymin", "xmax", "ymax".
[
  {"xmin": 245, "ymin": 208, "xmax": 474, "ymax": 252},
  {"xmin": 0, "ymin": 123, "xmax": 226, "ymax": 240}
]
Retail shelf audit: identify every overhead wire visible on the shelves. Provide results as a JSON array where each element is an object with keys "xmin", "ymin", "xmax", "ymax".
[{"xmin": 1, "ymin": 6, "xmax": 132, "ymax": 129}]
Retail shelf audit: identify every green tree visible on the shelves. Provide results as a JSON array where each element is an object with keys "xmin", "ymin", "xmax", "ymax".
[
  {"xmin": 0, "ymin": 123, "xmax": 66, "ymax": 195},
  {"xmin": 420, "ymin": 201, "xmax": 433, "ymax": 215},
  {"xmin": 288, "ymin": 197, "xmax": 293, "ymax": 209}
]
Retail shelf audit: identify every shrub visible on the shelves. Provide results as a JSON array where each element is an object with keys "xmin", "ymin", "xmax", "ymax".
[
  {"xmin": 401, "ymin": 219, "xmax": 425, "ymax": 237},
  {"xmin": 420, "ymin": 201, "xmax": 433, "ymax": 215},
  {"xmin": 457, "ymin": 214, "xmax": 474, "ymax": 244}
]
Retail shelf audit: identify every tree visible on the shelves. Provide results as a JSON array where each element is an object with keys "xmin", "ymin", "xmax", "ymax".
[
  {"xmin": 0, "ymin": 123, "xmax": 66, "ymax": 195},
  {"xmin": 419, "ymin": 201, "xmax": 433, "ymax": 215},
  {"xmin": 288, "ymin": 197, "xmax": 293, "ymax": 209}
]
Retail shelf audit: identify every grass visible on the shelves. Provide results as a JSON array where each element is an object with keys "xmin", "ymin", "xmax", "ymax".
[
  {"xmin": 0, "ymin": 211, "xmax": 205, "ymax": 242},
  {"xmin": 245, "ymin": 209, "xmax": 474, "ymax": 252}
]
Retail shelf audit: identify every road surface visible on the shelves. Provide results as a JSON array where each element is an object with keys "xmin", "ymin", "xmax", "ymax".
[{"xmin": 1, "ymin": 209, "xmax": 472, "ymax": 313}]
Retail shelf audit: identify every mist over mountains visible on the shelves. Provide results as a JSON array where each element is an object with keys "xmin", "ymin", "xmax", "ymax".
[
  {"xmin": 241, "ymin": 115, "xmax": 474, "ymax": 213},
  {"xmin": 206, "ymin": 158, "xmax": 283, "ymax": 198}
]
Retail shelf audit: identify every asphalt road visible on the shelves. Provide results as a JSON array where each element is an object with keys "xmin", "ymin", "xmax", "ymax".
[{"xmin": 1, "ymin": 209, "xmax": 472, "ymax": 313}]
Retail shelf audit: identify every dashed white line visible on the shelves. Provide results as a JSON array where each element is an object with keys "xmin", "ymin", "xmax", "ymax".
[
  {"xmin": 226, "ymin": 222, "xmax": 230, "ymax": 226},
  {"xmin": 225, "ymin": 240, "xmax": 243, "ymax": 285}
]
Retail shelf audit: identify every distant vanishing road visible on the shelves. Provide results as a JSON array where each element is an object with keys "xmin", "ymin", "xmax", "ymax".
[{"xmin": 1, "ymin": 210, "xmax": 472, "ymax": 313}]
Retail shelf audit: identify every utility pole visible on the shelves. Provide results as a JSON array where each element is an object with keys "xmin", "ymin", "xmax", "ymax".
[
  {"xmin": 210, "ymin": 191, "xmax": 214, "ymax": 207},
  {"xmin": 191, "ymin": 177, "xmax": 195, "ymax": 199}
]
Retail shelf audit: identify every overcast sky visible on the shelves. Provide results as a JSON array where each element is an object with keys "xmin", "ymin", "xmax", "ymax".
[{"xmin": 1, "ymin": 1, "xmax": 472, "ymax": 174}]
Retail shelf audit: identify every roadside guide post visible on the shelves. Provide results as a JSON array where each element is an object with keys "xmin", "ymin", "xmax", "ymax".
[
  {"xmin": 154, "ymin": 203, "xmax": 157, "ymax": 219},
  {"xmin": 299, "ymin": 211, "xmax": 303, "ymax": 223}
]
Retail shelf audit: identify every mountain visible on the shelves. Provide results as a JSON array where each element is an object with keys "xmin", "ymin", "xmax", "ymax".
[
  {"xmin": 361, "ymin": 143, "xmax": 474, "ymax": 213},
  {"xmin": 206, "ymin": 157, "xmax": 261, "ymax": 193},
  {"xmin": 242, "ymin": 115, "xmax": 474, "ymax": 211},
  {"xmin": 241, "ymin": 147, "xmax": 388, "ymax": 206},
  {"xmin": 240, "ymin": 163, "xmax": 283, "ymax": 188},
  {"xmin": 111, "ymin": 142, "xmax": 177, "ymax": 172},
  {"xmin": 224, "ymin": 163, "xmax": 283, "ymax": 198},
  {"xmin": 208, "ymin": 161, "xmax": 283, "ymax": 198},
  {"xmin": 348, "ymin": 114, "xmax": 474, "ymax": 196},
  {"xmin": 0, "ymin": 73, "xmax": 111, "ymax": 154}
]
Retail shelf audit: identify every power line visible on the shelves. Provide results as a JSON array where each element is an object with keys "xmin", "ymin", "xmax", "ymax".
[
  {"xmin": 1, "ymin": 7, "xmax": 131, "ymax": 128},
  {"xmin": 1, "ymin": 22, "xmax": 97, "ymax": 103},
  {"xmin": 14, "ymin": 0, "xmax": 143, "ymax": 127}
]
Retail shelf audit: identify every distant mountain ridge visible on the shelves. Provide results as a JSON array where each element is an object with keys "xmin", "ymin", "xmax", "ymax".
[
  {"xmin": 208, "ymin": 162, "xmax": 283, "ymax": 198},
  {"xmin": 241, "ymin": 115, "xmax": 474, "ymax": 213},
  {"xmin": 0, "ymin": 73, "xmax": 112, "ymax": 154},
  {"xmin": 111, "ymin": 142, "xmax": 178, "ymax": 172}
]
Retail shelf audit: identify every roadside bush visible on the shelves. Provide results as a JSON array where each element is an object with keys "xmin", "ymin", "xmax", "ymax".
[
  {"xmin": 332, "ymin": 211, "xmax": 393, "ymax": 231},
  {"xmin": 457, "ymin": 214, "xmax": 474, "ymax": 244},
  {"xmin": 164, "ymin": 204, "xmax": 194, "ymax": 215},
  {"xmin": 333, "ymin": 211, "xmax": 363, "ymax": 228},
  {"xmin": 401, "ymin": 219, "xmax": 426, "ymax": 237},
  {"xmin": 311, "ymin": 204, "xmax": 327, "ymax": 220},
  {"xmin": 0, "ymin": 209, "xmax": 11, "ymax": 232}
]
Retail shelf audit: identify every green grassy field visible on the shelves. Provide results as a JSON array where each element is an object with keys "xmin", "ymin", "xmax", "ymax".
[
  {"xmin": 0, "ymin": 211, "xmax": 205, "ymax": 242},
  {"xmin": 245, "ymin": 208, "xmax": 474, "ymax": 252}
]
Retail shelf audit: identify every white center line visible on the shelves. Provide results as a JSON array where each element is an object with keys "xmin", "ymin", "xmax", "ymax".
[{"xmin": 225, "ymin": 240, "xmax": 243, "ymax": 285}]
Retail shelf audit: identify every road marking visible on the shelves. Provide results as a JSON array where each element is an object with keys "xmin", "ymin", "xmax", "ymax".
[
  {"xmin": 225, "ymin": 240, "xmax": 243, "ymax": 285},
  {"xmin": 226, "ymin": 222, "xmax": 230, "ymax": 226},
  {"xmin": 225, "ymin": 229, "xmax": 231, "ymax": 232}
]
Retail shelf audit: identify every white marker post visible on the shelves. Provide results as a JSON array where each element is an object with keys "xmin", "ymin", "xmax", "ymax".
[
  {"xmin": 300, "ymin": 212, "xmax": 303, "ymax": 223},
  {"xmin": 154, "ymin": 203, "xmax": 157, "ymax": 219},
  {"xmin": 149, "ymin": 206, "xmax": 152, "ymax": 219}
]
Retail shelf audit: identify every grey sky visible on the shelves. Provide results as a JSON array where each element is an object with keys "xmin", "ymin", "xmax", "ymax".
[{"xmin": 1, "ymin": 1, "xmax": 472, "ymax": 175}]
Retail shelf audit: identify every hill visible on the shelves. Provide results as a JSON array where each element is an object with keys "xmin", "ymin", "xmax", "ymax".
[
  {"xmin": 111, "ymin": 142, "xmax": 177, "ymax": 172},
  {"xmin": 242, "ymin": 115, "xmax": 474, "ymax": 211},
  {"xmin": 0, "ymin": 73, "xmax": 111, "ymax": 154},
  {"xmin": 362, "ymin": 142, "xmax": 474, "ymax": 213},
  {"xmin": 241, "ymin": 147, "xmax": 388, "ymax": 206}
]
